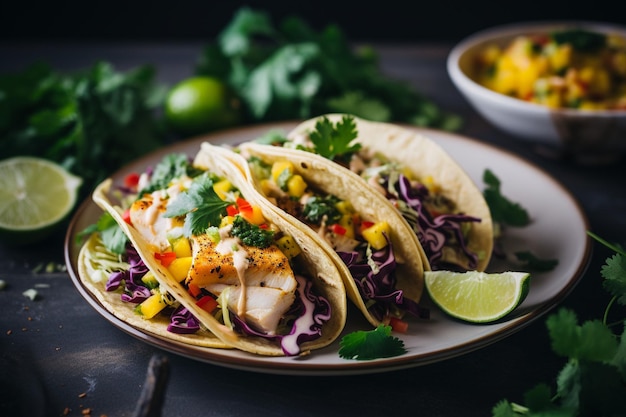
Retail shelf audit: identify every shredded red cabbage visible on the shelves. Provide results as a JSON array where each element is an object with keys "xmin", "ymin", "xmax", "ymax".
[
  {"xmin": 338, "ymin": 237, "xmax": 428, "ymax": 321},
  {"xmin": 395, "ymin": 174, "xmax": 481, "ymax": 270},
  {"xmin": 167, "ymin": 306, "xmax": 201, "ymax": 334},
  {"xmin": 105, "ymin": 243, "xmax": 202, "ymax": 335}
]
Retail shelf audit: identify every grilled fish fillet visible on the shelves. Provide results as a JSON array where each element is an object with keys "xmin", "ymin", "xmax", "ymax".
[
  {"xmin": 187, "ymin": 232, "xmax": 298, "ymax": 334},
  {"xmin": 187, "ymin": 234, "xmax": 297, "ymax": 293}
]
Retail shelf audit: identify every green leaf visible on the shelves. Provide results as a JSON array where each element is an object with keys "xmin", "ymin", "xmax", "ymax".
[
  {"xmin": 483, "ymin": 169, "xmax": 530, "ymax": 227},
  {"xmin": 338, "ymin": 325, "xmax": 406, "ymax": 360},
  {"xmin": 514, "ymin": 251, "xmax": 559, "ymax": 272},
  {"xmin": 556, "ymin": 360, "xmax": 581, "ymax": 411},
  {"xmin": 308, "ymin": 114, "xmax": 361, "ymax": 161},
  {"xmin": 547, "ymin": 309, "xmax": 580, "ymax": 358},
  {"xmin": 576, "ymin": 361, "xmax": 626, "ymax": 416},
  {"xmin": 326, "ymin": 91, "xmax": 391, "ymax": 122},
  {"xmin": 601, "ymin": 253, "xmax": 626, "ymax": 305},
  {"xmin": 139, "ymin": 153, "xmax": 190, "ymax": 197},
  {"xmin": 164, "ymin": 173, "xmax": 231, "ymax": 236},
  {"xmin": 547, "ymin": 309, "xmax": 618, "ymax": 361}
]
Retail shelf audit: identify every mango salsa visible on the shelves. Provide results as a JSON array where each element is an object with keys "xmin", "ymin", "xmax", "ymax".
[
  {"xmin": 137, "ymin": 293, "xmax": 167, "ymax": 319},
  {"xmin": 286, "ymin": 174, "xmax": 307, "ymax": 198},
  {"xmin": 171, "ymin": 237, "xmax": 192, "ymax": 258},
  {"xmin": 276, "ymin": 235, "xmax": 302, "ymax": 259},
  {"xmin": 361, "ymin": 221, "xmax": 391, "ymax": 250},
  {"xmin": 168, "ymin": 256, "xmax": 193, "ymax": 281},
  {"xmin": 474, "ymin": 29, "xmax": 626, "ymax": 110}
]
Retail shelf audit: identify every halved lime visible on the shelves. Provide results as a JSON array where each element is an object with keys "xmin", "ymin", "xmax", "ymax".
[
  {"xmin": 0, "ymin": 157, "xmax": 83, "ymax": 245},
  {"xmin": 424, "ymin": 270, "xmax": 530, "ymax": 323}
]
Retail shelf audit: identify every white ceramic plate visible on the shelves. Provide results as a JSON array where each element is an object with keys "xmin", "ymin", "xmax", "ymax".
[{"xmin": 65, "ymin": 122, "xmax": 591, "ymax": 375}]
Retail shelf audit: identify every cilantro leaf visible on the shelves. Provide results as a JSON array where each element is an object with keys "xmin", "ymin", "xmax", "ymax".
[
  {"xmin": 308, "ymin": 115, "xmax": 361, "ymax": 161},
  {"xmin": 164, "ymin": 173, "xmax": 231, "ymax": 236},
  {"xmin": 338, "ymin": 325, "xmax": 406, "ymax": 360},
  {"xmin": 483, "ymin": 169, "xmax": 530, "ymax": 227},
  {"xmin": 77, "ymin": 212, "xmax": 128, "ymax": 255},
  {"xmin": 139, "ymin": 153, "xmax": 191, "ymax": 197},
  {"xmin": 601, "ymin": 254, "xmax": 626, "ymax": 305},
  {"xmin": 547, "ymin": 309, "xmax": 618, "ymax": 362},
  {"xmin": 515, "ymin": 251, "xmax": 559, "ymax": 272}
]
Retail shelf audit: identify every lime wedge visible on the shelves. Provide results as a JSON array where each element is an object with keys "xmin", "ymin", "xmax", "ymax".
[
  {"xmin": 424, "ymin": 270, "xmax": 530, "ymax": 323},
  {"xmin": 0, "ymin": 157, "xmax": 82, "ymax": 244}
]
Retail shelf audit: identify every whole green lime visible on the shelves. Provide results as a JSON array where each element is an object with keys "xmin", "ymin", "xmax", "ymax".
[{"xmin": 165, "ymin": 76, "xmax": 241, "ymax": 135}]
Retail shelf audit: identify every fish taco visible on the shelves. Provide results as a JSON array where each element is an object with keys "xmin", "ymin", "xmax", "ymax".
[
  {"xmin": 284, "ymin": 114, "xmax": 494, "ymax": 273},
  {"xmin": 81, "ymin": 149, "xmax": 347, "ymax": 357},
  {"xmin": 207, "ymin": 141, "xmax": 428, "ymax": 329}
]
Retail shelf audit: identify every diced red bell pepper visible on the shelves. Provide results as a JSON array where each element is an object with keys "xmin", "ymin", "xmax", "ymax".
[
  {"xmin": 196, "ymin": 295, "xmax": 218, "ymax": 313},
  {"xmin": 236, "ymin": 197, "xmax": 253, "ymax": 217},
  {"xmin": 187, "ymin": 283, "xmax": 202, "ymax": 298},
  {"xmin": 154, "ymin": 251, "xmax": 176, "ymax": 267},
  {"xmin": 124, "ymin": 172, "xmax": 140, "ymax": 188},
  {"xmin": 226, "ymin": 204, "xmax": 239, "ymax": 216},
  {"xmin": 330, "ymin": 223, "xmax": 347, "ymax": 235},
  {"xmin": 359, "ymin": 221, "xmax": 374, "ymax": 233},
  {"xmin": 389, "ymin": 317, "xmax": 409, "ymax": 333},
  {"xmin": 122, "ymin": 209, "xmax": 133, "ymax": 225}
]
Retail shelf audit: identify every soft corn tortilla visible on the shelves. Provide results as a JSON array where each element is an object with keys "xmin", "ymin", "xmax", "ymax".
[
  {"xmin": 88, "ymin": 149, "xmax": 347, "ymax": 357},
  {"xmin": 77, "ymin": 234, "xmax": 228, "ymax": 348},
  {"xmin": 208, "ymin": 142, "xmax": 425, "ymax": 328},
  {"xmin": 287, "ymin": 114, "xmax": 494, "ymax": 272}
]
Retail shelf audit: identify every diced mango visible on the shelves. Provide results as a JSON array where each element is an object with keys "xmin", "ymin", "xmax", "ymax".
[
  {"xmin": 213, "ymin": 179, "xmax": 233, "ymax": 200},
  {"xmin": 220, "ymin": 215, "xmax": 235, "ymax": 228},
  {"xmin": 335, "ymin": 200, "xmax": 354, "ymax": 214},
  {"xmin": 167, "ymin": 256, "xmax": 193, "ymax": 281},
  {"xmin": 339, "ymin": 213, "xmax": 355, "ymax": 239},
  {"xmin": 361, "ymin": 221, "xmax": 391, "ymax": 250},
  {"xmin": 241, "ymin": 205, "xmax": 266, "ymax": 225},
  {"xmin": 138, "ymin": 293, "xmax": 167, "ymax": 319},
  {"xmin": 271, "ymin": 161, "xmax": 294, "ymax": 183},
  {"xmin": 276, "ymin": 235, "xmax": 302, "ymax": 259},
  {"xmin": 141, "ymin": 271, "xmax": 159, "ymax": 289},
  {"xmin": 287, "ymin": 174, "xmax": 307, "ymax": 198},
  {"xmin": 260, "ymin": 179, "xmax": 273, "ymax": 195},
  {"xmin": 171, "ymin": 237, "xmax": 192, "ymax": 258}
]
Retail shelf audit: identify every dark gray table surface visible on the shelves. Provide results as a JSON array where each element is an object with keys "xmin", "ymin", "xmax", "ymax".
[{"xmin": 1, "ymin": 41, "xmax": 625, "ymax": 417}]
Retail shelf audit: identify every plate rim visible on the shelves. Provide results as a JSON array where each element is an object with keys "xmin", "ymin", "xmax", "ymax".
[{"xmin": 64, "ymin": 121, "xmax": 592, "ymax": 375}]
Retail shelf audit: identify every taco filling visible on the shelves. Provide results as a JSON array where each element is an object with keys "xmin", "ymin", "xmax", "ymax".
[{"xmin": 239, "ymin": 147, "xmax": 427, "ymax": 326}]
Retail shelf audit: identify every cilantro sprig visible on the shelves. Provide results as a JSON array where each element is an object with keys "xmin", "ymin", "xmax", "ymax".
[
  {"xmin": 338, "ymin": 325, "xmax": 407, "ymax": 360},
  {"xmin": 164, "ymin": 172, "xmax": 231, "ymax": 236},
  {"xmin": 77, "ymin": 212, "xmax": 128, "ymax": 255},
  {"xmin": 308, "ymin": 115, "xmax": 361, "ymax": 162},
  {"xmin": 483, "ymin": 169, "xmax": 558, "ymax": 272},
  {"xmin": 493, "ymin": 232, "xmax": 626, "ymax": 416}
]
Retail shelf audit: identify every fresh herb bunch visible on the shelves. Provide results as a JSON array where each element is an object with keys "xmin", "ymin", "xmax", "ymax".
[
  {"xmin": 493, "ymin": 232, "xmax": 626, "ymax": 416},
  {"xmin": 0, "ymin": 61, "xmax": 167, "ymax": 198},
  {"xmin": 195, "ymin": 7, "xmax": 461, "ymax": 130}
]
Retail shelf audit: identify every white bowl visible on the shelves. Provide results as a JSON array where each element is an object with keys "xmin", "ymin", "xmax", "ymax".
[{"xmin": 447, "ymin": 21, "xmax": 626, "ymax": 164}]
